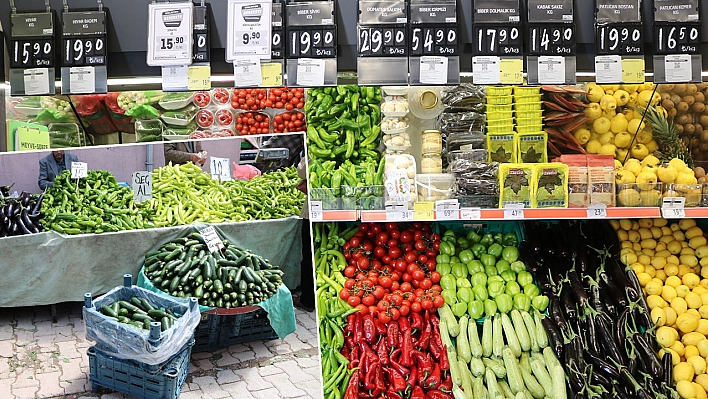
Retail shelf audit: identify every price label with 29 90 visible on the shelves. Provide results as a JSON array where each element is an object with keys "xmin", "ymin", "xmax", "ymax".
[{"xmin": 358, "ymin": 26, "xmax": 407, "ymax": 57}]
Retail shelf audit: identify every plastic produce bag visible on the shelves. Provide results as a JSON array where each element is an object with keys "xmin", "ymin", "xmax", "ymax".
[
  {"xmin": 441, "ymin": 84, "xmax": 485, "ymax": 112},
  {"xmin": 436, "ymin": 111, "xmax": 486, "ymax": 133},
  {"xmin": 83, "ymin": 284, "xmax": 200, "ymax": 366},
  {"xmin": 125, "ymin": 104, "xmax": 160, "ymax": 120}
]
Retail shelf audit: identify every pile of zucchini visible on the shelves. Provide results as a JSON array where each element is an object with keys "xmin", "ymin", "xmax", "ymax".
[
  {"xmin": 100, "ymin": 297, "xmax": 180, "ymax": 332},
  {"xmin": 143, "ymin": 232, "xmax": 284, "ymax": 308}
]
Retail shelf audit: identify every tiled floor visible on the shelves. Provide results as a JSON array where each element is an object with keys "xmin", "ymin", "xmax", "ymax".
[{"xmin": 0, "ymin": 303, "xmax": 322, "ymax": 399}]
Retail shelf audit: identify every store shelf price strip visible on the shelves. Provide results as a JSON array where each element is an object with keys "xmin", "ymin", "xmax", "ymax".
[
  {"xmin": 147, "ymin": 2, "xmax": 194, "ymax": 66},
  {"xmin": 472, "ymin": 0, "xmax": 522, "ymax": 56},
  {"xmin": 310, "ymin": 201, "xmax": 323, "ymax": 221},
  {"xmin": 358, "ymin": 0, "xmax": 408, "ymax": 57},
  {"xmin": 286, "ymin": 2, "xmax": 336, "ymax": 59}
]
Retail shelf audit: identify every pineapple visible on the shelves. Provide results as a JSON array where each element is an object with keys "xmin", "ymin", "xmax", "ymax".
[{"xmin": 639, "ymin": 105, "xmax": 693, "ymax": 167}]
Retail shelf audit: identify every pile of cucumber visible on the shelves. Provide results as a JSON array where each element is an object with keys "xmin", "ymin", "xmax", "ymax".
[
  {"xmin": 142, "ymin": 232, "xmax": 284, "ymax": 308},
  {"xmin": 100, "ymin": 297, "xmax": 180, "ymax": 332}
]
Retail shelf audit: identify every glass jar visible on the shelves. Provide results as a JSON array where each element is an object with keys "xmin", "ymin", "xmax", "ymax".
[
  {"xmin": 421, "ymin": 153, "xmax": 443, "ymax": 174},
  {"xmin": 421, "ymin": 130, "xmax": 443, "ymax": 154}
]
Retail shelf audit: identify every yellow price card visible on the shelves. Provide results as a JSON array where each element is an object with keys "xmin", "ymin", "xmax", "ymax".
[
  {"xmin": 500, "ymin": 58, "xmax": 524, "ymax": 85},
  {"xmin": 414, "ymin": 201, "xmax": 435, "ymax": 220},
  {"xmin": 17, "ymin": 126, "xmax": 50, "ymax": 151},
  {"xmin": 187, "ymin": 65, "xmax": 211, "ymax": 91},
  {"xmin": 260, "ymin": 62, "xmax": 283, "ymax": 87},
  {"xmin": 622, "ymin": 58, "xmax": 645, "ymax": 84}
]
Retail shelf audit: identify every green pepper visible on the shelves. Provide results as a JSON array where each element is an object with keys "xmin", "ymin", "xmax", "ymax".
[
  {"xmin": 496, "ymin": 260, "xmax": 511, "ymax": 274},
  {"xmin": 500, "ymin": 270, "xmax": 516, "ymax": 283},
  {"xmin": 505, "ymin": 281, "xmax": 521, "ymax": 296},
  {"xmin": 488, "ymin": 280, "xmax": 505, "ymax": 298},
  {"xmin": 440, "ymin": 241, "xmax": 456, "ymax": 256},
  {"xmin": 452, "ymin": 302, "xmax": 468, "ymax": 317},
  {"xmin": 466, "ymin": 260, "xmax": 484, "ymax": 275},
  {"xmin": 480, "ymin": 254, "xmax": 496, "ymax": 268},
  {"xmin": 513, "ymin": 293, "xmax": 531, "ymax": 312},
  {"xmin": 442, "ymin": 230, "xmax": 456, "ymax": 241},
  {"xmin": 532, "ymin": 295, "xmax": 550, "ymax": 312},
  {"xmin": 484, "ymin": 299, "xmax": 498, "ymax": 317},
  {"xmin": 436, "ymin": 254, "xmax": 451, "ymax": 264},
  {"xmin": 485, "ymin": 265, "xmax": 498, "ymax": 277},
  {"xmin": 510, "ymin": 261, "xmax": 527, "ymax": 274},
  {"xmin": 517, "ymin": 271, "xmax": 534, "ymax": 287},
  {"xmin": 495, "ymin": 293, "xmax": 513, "ymax": 313},
  {"xmin": 441, "ymin": 274, "xmax": 456, "ymax": 291},
  {"xmin": 471, "ymin": 272, "xmax": 487, "ymax": 288},
  {"xmin": 468, "ymin": 300, "xmax": 485, "ymax": 319},
  {"xmin": 524, "ymin": 284, "xmax": 540, "ymax": 298},
  {"xmin": 437, "ymin": 263, "xmax": 452, "ymax": 276},
  {"xmin": 488, "ymin": 275, "xmax": 504, "ymax": 285},
  {"xmin": 466, "ymin": 230, "xmax": 481, "ymax": 244},
  {"xmin": 503, "ymin": 233, "xmax": 518, "ymax": 247},
  {"xmin": 487, "ymin": 243, "xmax": 503, "ymax": 258},
  {"xmin": 456, "ymin": 237, "xmax": 471, "ymax": 250},
  {"xmin": 457, "ymin": 287, "xmax": 473, "ymax": 303},
  {"xmin": 501, "ymin": 246, "xmax": 520, "ymax": 263},
  {"xmin": 480, "ymin": 234, "xmax": 495, "ymax": 247},
  {"xmin": 451, "ymin": 263, "xmax": 468, "ymax": 279},
  {"xmin": 472, "ymin": 285, "xmax": 488, "ymax": 301},
  {"xmin": 451, "ymin": 256, "xmax": 460, "ymax": 264},
  {"xmin": 458, "ymin": 249, "xmax": 475, "ymax": 264},
  {"xmin": 441, "ymin": 289, "xmax": 457, "ymax": 305},
  {"xmin": 456, "ymin": 278, "xmax": 472, "ymax": 289}
]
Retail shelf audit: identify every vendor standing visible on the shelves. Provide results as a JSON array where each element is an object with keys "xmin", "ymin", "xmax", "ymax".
[
  {"xmin": 164, "ymin": 141, "xmax": 206, "ymax": 166},
  {"xmin": 38, "ymin": 150, "xmax": 79, "ymax": 190}
]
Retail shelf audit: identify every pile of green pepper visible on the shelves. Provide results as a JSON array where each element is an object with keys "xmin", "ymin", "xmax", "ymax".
[{"xmin": 42, "ymin": 169, "xmax": 150, "ymax": 234}]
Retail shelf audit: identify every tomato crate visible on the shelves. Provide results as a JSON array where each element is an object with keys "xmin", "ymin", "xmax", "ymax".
[
  {"xmin": 88, "ymin": 340, "xmax": 193, "ymax": 399},
  {"xmin": 218, "ymin": 308, "xmax": 278, "ymax": 347}
]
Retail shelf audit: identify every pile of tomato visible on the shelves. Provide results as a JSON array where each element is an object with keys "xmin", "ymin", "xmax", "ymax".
[
  {"xmin": 339, "ymin": 222, "xmax": 443, "ymax": 323},
  {"xmin": 231, "ymin": 89, "xmax": 267, "ymax": 111},
  {"xmin": 273, "ymin": 111, "xmax": 306, "ymax": 133},
  {"xmin": 267, "ymin": 87, "xmax": 305, "ymax": 110},
  {"xmin": 235, "ymin": 111, "xmax": 270, "ymax": 135}
]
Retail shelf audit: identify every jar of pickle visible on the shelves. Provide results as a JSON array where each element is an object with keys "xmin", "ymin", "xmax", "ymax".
[
  {"xmin": 421, "ymin": 130, "xmax": 443, "ymax": 154},
  {"xmin": 421, "ymin": 153, "xmax": 443, "ymax": 174}
]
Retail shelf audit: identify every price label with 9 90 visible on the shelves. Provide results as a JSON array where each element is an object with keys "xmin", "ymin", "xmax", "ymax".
[
  {"xmin": 473, "ymin": 26, "xmax": 522, "ymax": 56},
  {"xmin": 528, "ymin": 25, "xmax": 575, "ymax": 56},
  {"xmin": 62, "ymin": 37, "xmax": 106, "ymax": 66}
]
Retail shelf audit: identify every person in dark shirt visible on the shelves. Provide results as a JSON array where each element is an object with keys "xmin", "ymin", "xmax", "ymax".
[
  {"xmin": 38, "ymin": 150, "xmax": 79, "ymax": 190},
  {"xmin": 164, "ymin": 141, "xmax": 206, "ymax": 165}
]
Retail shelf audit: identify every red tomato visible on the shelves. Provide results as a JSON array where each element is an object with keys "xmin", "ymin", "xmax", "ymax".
[
  {"xmin": 430, "ymin": 271, "xmax": 441, "ymax": 283},
  {"xmin": 373, "ymin": 286, "xmax": 385, "ymax": 300},
  {"xmin": 404, "ymin": 252, "xmax": 417, "ymax": 263},
  {"xmin": 344, "ymin": 266, "xmax": 357, "ymax": 278},
  {"xmin": 379, "ymin": 276, "xmax": 392, "ymax": 289},
  {"xmin": 339, "ymin": 289, "xmax": 350, "ymax": 301},
  {"xmin": 421, "ymin": 299, "xmax": 433, "ymax": 310},
  {"xmin": 378, "ymin": 312, "xmax": 391, "ymax": 323},
  {"xmin": 433, "ymin": 295, "xmax": 445, "ymax": 308},
  {"xmin": 400, "ymin": 231, "xmax": 413, "ymax": 244},
  {"xmin": 411, "ymin": 302, "xmax": 422, "ymax": 313},
  {"xmin": 362, "ymin": 295, "xmax": 375, "ymax": 307},
  {"xmin": 347, "ymin": 296, "xmax": 361, "ymax": 306},
  {"xmin": 412, "ymin": 270, "xmax": 426, "ymax": 281},
  {"xmin": 344, "ymin": 279, "xmax": 355, "ymax": 289},
  {"xmin": 194, "ymin": 92, "xmax": 211, "ymax": 107},
  {"xmin": 356, "ymin": 304, "xmax": 368, "ymax": 315}
]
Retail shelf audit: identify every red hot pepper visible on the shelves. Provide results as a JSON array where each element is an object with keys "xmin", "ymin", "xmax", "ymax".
[
  {"xmin": 386, "ymin": 390, "xmax": 404, "ymax": 399},
  {"xmin": 424, "ymin": 364, "xmax": 441, "ymax": 389},
  {"xmin": 407, "ymin": 365, "xmax": 418, "ymax": 388},
  {"xmin": 384, "ymin": 366, "xmax": 408, "ymax": 391},
  {"xmin": 411, "ymin": 312, "xmax": 424, "ymax": 330},
  {"xmin": 410, "ymin": 385, "xmax": 426, "ymax": 399},
  {"xmin": 399, "ymin": 315, "xmax": 411, "ymax": 331},
  {"xmin": 344, "ymin": 369, "xmax": 360, "ymax": 399},
  {"xmin": 377, "ymin": 339, "xmax": 390, "ymax": 366},
  {"xmin": 390, "ymin": 348, "xmax": 401, "ymax": 362},
  {"xmin": 375, "ymin": 363, "xmax": 386, "ymax": 392},
  {"xmin": 363, "ymin": 315, "xmax": 376, "ymax": 344},
  {"xmin": 389, "ymin": 353, "xmax": 409, "ymax": 379},
  {"xmin": 374, "ymin": 319, "xmax": 387, "ymax": 335},
  {"xmin": 346, "ymin": 314, "xmax": 357, "ymax": 334},
  {"xmin": 439, "ymin": 345, "xmax": 450, "ymax": 371},
  {"xmin": 411, "ymin": 350, "xmax": 432, "ymax": 379},
  {"xmin": 416, "ymin": 321, "xmax": 432, "ymax": 350},
  {"xmin": 428, "ymin": 336, "xmax": 442, "ymax": 360},
  {"xmin": 400, "ymin": 323, "xmax": 414, "ymax": 366},
  {"xmin": 426, "ymin": 389, "xmax": 452, "ymax": 399},
  {"xmin": 440, "ymin": 374, "xmax": 452, "ymax": 393},
  {"xmin": 431, "ymin": 323, "xmax": 444, "ymax": 352},
  {"xmin": 364, "ymin": 361, "xmax": 379, "ymax": 390},
  {"xmin": 387, "ymin": 322, "xmax": 400, "ymax": 348},
  {"xmin": 354, "ymin": 313, "xmax": 363, "ymax": 342},
  {"xmin": 349, "ymin": 345, "xmax": 360, "ymax": 363}
]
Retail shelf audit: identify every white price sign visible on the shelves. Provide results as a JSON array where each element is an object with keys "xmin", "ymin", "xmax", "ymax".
[
  {"xmin": 210, "ymin": 157, "xmax": 231, "ymax": 181},
  {"xmin": 419, "ymin": 56, "xmax": 449, "ymax": 85},
  {"xmin": 23, "ymin": 68, "xmax": 51, "ymax": 96},
  {"xmin": 310, "ymin": 201, "xmax": 323, "ymax": 221},
  {"xmin": 200, "ymin": 226, "xmax": 225, "ymax": 253},
  {"xmin": 594, "ymin": 55, "xmax": 622, "ymax": 84},
  {"xmin": 233, "ymin": 57, "xmax": 263, "ymax": 87},
  {"xmin": 161, "ymin": 65, "xmax": 189, "ymax": 91},
  {"xmin": 460, "ymin": 208, "xmax": 482, "ymax": 220},
  {"xmin": 132, "ymin": 171, "xmax": 152, "ymax": 204},
  {"xmin": 664, "ymin": 54, "xmax": 692, "ymax": 83},
  {"xmin": 504, "ymin": 204, "xmax": 525, "ymax": 220},
  {"xmin": 436, "ymin": 200, "xmax": 460, "ymax": 220},
  {"xmin": 71, "ymin": 162, "xmax": 88, "ymax": 179},
  {"xmin": 227, "ymin": 0, "xmax": 272, "ymax": 61},
  {"xmin": 296, "ymin": 58, "xmax": 325, "ymax": 87},
  {"xmin": 537, "ymin": 56, "xmax": 566, "ymax": 84},
  {"xmin": 386, "ymin": 209, "xmax": 413, "ymax": 221},
  {"xmin": 472, "ymin": 56, "xmax": 500, "ymax": 85},
  {"xmin": 147, "ymin": 2, "xmax": 194, "ymax": 66},
  {"xmin": 586, "ymin": 203, "xmax": 607, "ymax": 219},
  {"xmin": 662, "ymin": 197, "xmax": 686, "ymax": 218},
  {"xmin": 69, "ymin": 66, "xmax": 96, "ymax": 94}
]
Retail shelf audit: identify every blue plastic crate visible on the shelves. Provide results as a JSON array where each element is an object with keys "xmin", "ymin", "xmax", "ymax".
[
  {"xmin": 88, "ymin": 340, "xmax": 193, "ymax": 399},
  {"xmin": 193, "ymin": 313, "xmax": 220, "ymax": 353},
  {"xmin": 218, "ymin": 308, "xmax": 278, "ymax": 347}
]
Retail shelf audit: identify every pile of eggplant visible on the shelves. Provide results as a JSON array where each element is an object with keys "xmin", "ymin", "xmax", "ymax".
[
  {"xmin": 521, "ymin": 220, "xmax": 677, "ymax": 399},
  {"xmin": 1, "ymin": 191, "xmax": 44, "ymax": 237}
]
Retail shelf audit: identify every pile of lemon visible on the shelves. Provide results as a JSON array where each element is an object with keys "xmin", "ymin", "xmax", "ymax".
[
  {"xmin": 613, "ymin": 218, "xmax": 708, "ymax": 398},
  {"xmin": 575, "ymin": 82, "xmax": 664, "ymax": 163},
  {"xmin": 616, "ymin": 156, "xmax": 699, "ymax": 207}
]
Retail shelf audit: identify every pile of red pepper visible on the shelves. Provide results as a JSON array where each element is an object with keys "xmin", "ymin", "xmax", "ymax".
[{"xmin": 342, "ymin": 310, "xmax": 452, "ymax": 399}]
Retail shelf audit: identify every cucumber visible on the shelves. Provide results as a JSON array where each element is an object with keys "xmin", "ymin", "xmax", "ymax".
[
  {"xmin": 203, "ymin": 260, "xmax": 214, "ymax": 280},
  {"xmin": 164, "ymin": 248, "xmax": 181, "ymax": 261},
  {"xmin": 194, "ymin": 285, "xmax": 204, "ymax": 298},
  {"xmin": 238, "ymin": 280, "xmax": 247, "ymax": 293},
  {"xmin": 119, "ymin": 301, "xmax": 147, "ymax": 315},
  {"xmin": 101, "ymin": 305, "xmax": 118, "ymax": 318},
  {"xmin": 131, "ymin": 297, "xmax": 147, "ymax": 311},
  {"xmin": 188, "ymin": 268, "xmax": 201, "ymax": 281},
  {"xmin": 161, "ymin": 316, "xmax": 172, "ymax": 332},
  {"xmin": 131, "ymin": 313, "xmax": 154, "ymax": 323},
  {"xmin": 140, "ymin": 298, "xmax": 155, "ymax": 312},
  {"xmin": 214, "ymin": 279, "xmax": 224, "ymax": 294},
  {"xmin": 170, "ymin": 275, "xmax": 181, "ymax": 292}
]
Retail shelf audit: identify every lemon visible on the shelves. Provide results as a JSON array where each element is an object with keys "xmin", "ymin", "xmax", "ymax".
[
  {"xmin": 698, "ymin": 340, "xmax": 708, "ymax": 357},
  {"xmin": 652, "ymin": 256, "xmax": 668, "ymax": 269},
  {"xmin": 697, "ymin": 319, "xmax": 708, "ymax": 335},
  {"xmin": 683, "ymin": 332, "xmax": 707, "ymax": 346},
  {"xmin": 690, "ymin": 355, "xmax": 708, "ymax": 376},
  {"xmin": 675, "ymin": 362, "xmax": 697, "ymax": 383},
  {"xmin": 686, "ymin": 292, "xmax": 703, "ymax": 309},
  {"xmin": 672, "ymin": 341, "xmax": 687, "ymax": 357},
  {"xmin": 652, "ymin": 307, "xmax": 667, "ymax": 326},
  {"xmin": 677, "ymin": 284, "xmax": 691, "ymax": 298},
  {"xmin": 686, "ymin": 345, "xmax": 700, "ymax": 359},
  {"xmin": 645, "ymin": 280, "xmax": 664, "ymax": 295},
  {"xmin": 637, "ymin": 272, "xmax": 653, "ymax": 286},
  {"xmin": 695, "ymin": 383, "xmax": 707, "ymax": 399},
  {"xmin": 667, "ymin": 275, "xmax": 682, "ymax": 287},
  {"xmin": 648, "ymin": 294, "xmax": 669, "ymax": 309},
  {"xmin": 665, "ymin": 306, "xmax": 678, "ymax": 326},
  {"xmin": 673, "ymin": 297, "xmax": 689, "ymax": 315},
  {"xmin": 677, "ymin": 380, "xmax": 696, "ymax": 399},
  {"xmin": 663, "ymin": 285, "xmax": 679, "ymax": 301},
  {"xmin": 677, "ymin": 312, "xmax": 700, "ymax": 333},
  {"xmin": 658, "ymin": 325, "xmax": 679, "ymax": 347},
  {"xmin": 684, "ymin": 273, "xmax": 701, "ymax": 289}
]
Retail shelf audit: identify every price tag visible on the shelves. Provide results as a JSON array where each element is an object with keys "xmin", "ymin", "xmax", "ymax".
[
  {"xmin": 622, "ymin": 58, "xmax": 645, "ymax": 83},
  {"xmin": 161, "ymin": 65, "xmax": 188, "ymax": 91},
  {"xmin": 200, "ymin": 226, "xmax": 225, "ymax": 253},
  {"xmin": 662, "ymin": 197, "xmax": 686, "ymax": 218},
  {"xmin": 594, "ymin": 55, "xmax": 622, "ymax": 84},
  {"xmin": 233, "ymin": 57, "xmax": 263, "ymax": 86},
  {"xmin": 23, "ymin": 68, "xmax": 51, "ymax": 95},
  {"xmin": 147, "ymin": 2, "xmax": 193, "ymax": 66},
  {"xmin": 131, "ymin": 171, "xmax": 152, "ymax": 204},
  {"xmin": 310, "ymin": 201, "xmax": 323, "ymax": 221},
  {"xmin": 537, "ymin": 56, "xmax": 565, "ymax": 84},
  {"xmin": 460, "ymin": 208, "xmax": 482, "ymax": 220},
  {"xmin": 259, "ymin": 62, "xmax": 284, "ymax": 87},
  {"xmin": 16, "ymin": 126, "xmax": 51, "ymax": 151},
  {"xmin": 227, "ymin": 0, "xmax": 272, "ymax": 60},
  {"xmin": 586, "ymin": 203, "xmax": 607, "ymax": 219},
  {"xmin": 472, "ymin": 1, "xmax": 522, "ymax": 56},
  {"xmin": 499, "ymin": 58, "xmax": 524, "ymax": 84},
  {"xmin": 296, "ymin": 58, "xmax": 325, "ymax": 86},
  {"xmin": 664, "ymin": 54, "xmax": 692, "ymax": 83},
  {"xmin": 419, "ymin": 56, "xmax": 448, "ymax": 84},
  {"xmin": 385, "ymin": 202, "xmax": 414, "ymax": 221},
  {"xmin": 436, "ymin": 200, "xmax": 460, "ymax": 220},
  {"xmin": 414, "ymin": 201, "xmax": 435, "ymax": 220},
  {"xmin": 472, "ymin": 56, "xmax": 500, "ymax": 84},
  {"xmin": 210, "ymin": 157, "xmax": 231, "ymax": 181},
  {"xmin": 504, "ymin": 204, "xmax": 525, "ymax": 220},
  {"xmin": 71, "ymin": 162, "xmax": 88, "ymax": 179},
  {"xmin": 188, "ymin": 65, "xmax": 211, "ymax": 90},
  {"xmin": 69, "ymin": 66, "xmax": 95, "ymax": 94}
]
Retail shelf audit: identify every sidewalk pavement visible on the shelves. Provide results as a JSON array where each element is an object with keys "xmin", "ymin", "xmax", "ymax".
[{"xmin": 0, "ymin": 302, "xmax": 322, "ymax": 399}]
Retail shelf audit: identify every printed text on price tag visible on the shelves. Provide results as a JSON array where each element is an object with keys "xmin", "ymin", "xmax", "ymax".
[
  {"xmin": 200, "ymin": 226, "xmax": 225, "ymax": 253},
  {"xmin": 310, "ymin": 201, "xmax": 323, "ymax": 221},
  {"xmin": 662, "ymin": 197, "xmax": 686, "ymax": 218},
  {"xmin": 504, "ymin": 204, "xmax": 525, "ymax": 219},
  {"xmin": 210, "ymin": 157, "xmax": 231, "ymax": 181},
  {"xmin": 71, "ymin": 162, "xmax": 88, "ymax": 179},
  {"xmin": 586, "ymin": 203, "xmax": 607, "ymax": 219}
]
